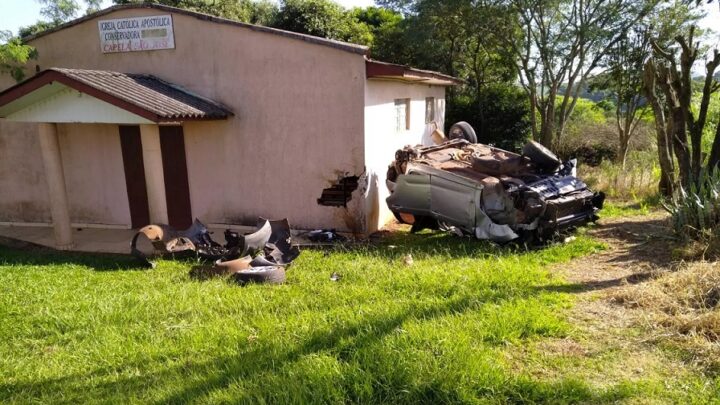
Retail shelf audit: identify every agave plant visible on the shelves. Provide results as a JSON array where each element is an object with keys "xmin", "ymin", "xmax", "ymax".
[{"xmin": 664, "ymin": 170, "xmax": 720, "ymax": 240}]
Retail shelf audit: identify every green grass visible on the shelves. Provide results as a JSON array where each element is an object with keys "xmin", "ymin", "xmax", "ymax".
[
  {"xmin": 601, "ymin": 195, "xmax": 664, "ymax": 219},
  {"xmin": 0, "ymin": 230, "xmax": 714, "ymax": 404}
]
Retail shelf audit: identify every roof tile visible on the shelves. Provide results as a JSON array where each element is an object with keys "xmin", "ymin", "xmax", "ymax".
[{"xmin": 49, "ymin": 68, "xmax": 232, "ymax": 120}]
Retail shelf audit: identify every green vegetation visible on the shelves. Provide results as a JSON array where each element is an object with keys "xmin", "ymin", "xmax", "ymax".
[
  {"xmin": 1, "ymin": 230, "xmax": 718, "ymax": 403},
  {"xmin": 665, "ymin": 169, "xmax": 720, "ymax": 242},
  {"xmin": 599, "ymin": 199, "xmax": 653, "ymax": 218},
  {"xmin": 581, "ymin": 150, "xmax": 660, "ymax": 200},
  {"xmin": 0, "ymin": 31, "xmax": 35, "ymax": 81}
]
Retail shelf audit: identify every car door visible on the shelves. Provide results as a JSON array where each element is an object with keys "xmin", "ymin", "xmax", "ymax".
[{"xmin": 429, "ymin": 175, "xmax": 478, "ymax": 229}]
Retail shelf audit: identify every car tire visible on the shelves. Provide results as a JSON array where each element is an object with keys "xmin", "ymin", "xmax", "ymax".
[
  {"xmin": 448, "ymin": 121, "xmax": 478, "ymax": 143},
  {"xmin": 523, "ymin": 141, "xmax": 561, "ymax": 170},
  {"xmin": 232, "ymin": 266, "xmax": 286, "ymax": 285}
]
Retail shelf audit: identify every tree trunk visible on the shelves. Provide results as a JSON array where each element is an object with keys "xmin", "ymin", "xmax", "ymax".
[
  {"xmin": 642, "ymin": 61, "xmax": 675, "ymax": 196},
  {"xmin": 529, "ymin": 89, "xmax": 539, "ymax": 141},
  {"xmin": 540, "ymin": 113, "xmax": 554, "ymax": 147},
  {"xmin": 656, "ymin": 63, "xmax": 691, "ymax": 189},
  {"xmin": 540, "ymin": 93, "xmax": 556, "ymax": 148},
  {"xmin": 669, "ymin": 105, "xmax": 692, "ymax": 189},
  {"xmin": 708, "ymin": 119, "xmax": 720, "ymax": 172},
  {"xmin": 615, "ymin": 104, "xmax": 633, "ymax": 169}
]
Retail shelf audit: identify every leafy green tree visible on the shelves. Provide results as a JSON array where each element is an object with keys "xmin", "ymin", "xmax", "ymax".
[
  {"xmin": 378, "ymin": 0, "xmax": 516, "ymax": 87},
  {"xmin": 377, "ymin": 0, "xmax": 527, "ymax": 145},
  {"xmin": 504, "ymin": 0, "xmax": 659, "ymax": 149},
  {"xmin": 0, "ymin": 31, "xmax": 36, "ymax": 81},
  {"xmin": 112, "ymin": 0, "xmax": 278, "ymax": 25},
  {"xmin": 351, "ymin": 6, "xmax": 403, "ymax": 57},
  {"xmin": 18, "ymin": 21, "xmax": 57, "ymax": 39},
  {"xmin": 447, "ymin": 84, "xmax": 531, "ymax": 151},
  {"xmin": 272, "ymin": 0, "xmax": 372, "ymax": 45},
  {"xmin": 19, "ymin": 0, "xmax": 105, "ymax": 38}
]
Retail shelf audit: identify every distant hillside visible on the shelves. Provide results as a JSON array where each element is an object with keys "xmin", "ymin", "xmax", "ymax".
[
  {"xmin": 558, "ymin": 80, "xmax": 610, "ymax": 103},
  {"xmin": 559, "ymin": 71, "xmax": 720, "ymax": 105}
]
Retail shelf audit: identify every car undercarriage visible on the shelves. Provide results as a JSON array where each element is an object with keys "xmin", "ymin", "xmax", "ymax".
[{"xmin": 386, "ymin": 138, "xmax": 604, "ymax": 242}]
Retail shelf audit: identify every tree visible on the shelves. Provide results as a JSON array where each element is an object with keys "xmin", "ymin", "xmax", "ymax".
[
  {"xmin": 112, "ymin": 0, "xmax": 278, "ymax": 25},
  {"xmin": 639, "ymin": 1, "xmax": 703, "ymax": 195},
  {"xmin": 377, "ymin": 0, "xmax": 516, "ymax": 88},
  {"xmin": 272, "ymin": 0, "xmax": 372, "ymax": 45},
  {"xmin": 351, "ymin": 6, "xmax": 403, "ymax": 59},
  {"xmin": 505, "ymin": 0, "xmax": 658, "ymax": 149},
  {"xmin": 0, "ymin": 32, "xmax": 36, "ymax": 82},
  {"xmin": 594, "ymin": 0, "xmax": 699, "ymax": 170},
  {"xmin": 19, "ymin": 0, "xmax": 105, "ymax": 38},
  {"xmin": 591, "ymin": 27, "xmax": 651, "ymax": 168},
  {"xmin": 643, "ymin": 13, "xmax": 720, "ymax": 193},
  {"xmin": 376, "ymin": 0, "xmax": 526, "ymax": 144}
]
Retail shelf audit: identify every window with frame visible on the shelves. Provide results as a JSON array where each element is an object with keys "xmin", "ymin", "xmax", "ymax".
[
  {"xmin": 425, "ymin": 97, "xmax": 435, "ymax": 124},
  {"xmin": 394, "ymin": 98, "xmax": 411, "ymax": 132}
]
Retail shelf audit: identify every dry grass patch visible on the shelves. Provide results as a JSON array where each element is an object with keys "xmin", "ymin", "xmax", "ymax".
[{"xmin": 611, "ymin": 261, "xmax": 720, "ymax": 371}]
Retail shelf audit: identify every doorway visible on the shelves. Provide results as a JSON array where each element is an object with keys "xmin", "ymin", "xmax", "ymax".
[
  {"xmin": 118, "ymin": 125, "xmax": 150, "ymax": 228},
  {"xmin": 159, "ymin": 125, "xmax": 193, "ymax": 229}
]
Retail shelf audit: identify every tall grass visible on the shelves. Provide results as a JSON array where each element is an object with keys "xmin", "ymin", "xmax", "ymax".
[{"xmin": 580, "ymin": 150, "xmax": 660, "ymax": 200}]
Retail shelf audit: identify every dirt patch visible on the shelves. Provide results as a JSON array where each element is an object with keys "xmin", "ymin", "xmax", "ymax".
[
  {"xmin": 540, "ymin": 210, "xmax": 720, "ymax": 383},
  {"xmin": 559, "ymin": 211, "xmax": 675, "ymax": 289},
  {"xmin": 504, "ymin": 211, "xmax": 715, "ymax": 388}
]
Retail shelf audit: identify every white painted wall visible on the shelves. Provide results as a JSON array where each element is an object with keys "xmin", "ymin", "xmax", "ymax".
[
  {"xmin": 5, "ymin": 86, "xmax": 154, "ymax": 124},
  {"xmin": 363, "ymin": 79, "xmax": 446, "ymax": 232}
]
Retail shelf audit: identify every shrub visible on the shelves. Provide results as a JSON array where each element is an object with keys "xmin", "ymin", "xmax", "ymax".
[
  {"xmin": 446, "ymin": 84, "xmax": 531, "ymax": 152},
  {"xmin": 664, "ymin": 170, "xmax": 720, "ymax": 241}
]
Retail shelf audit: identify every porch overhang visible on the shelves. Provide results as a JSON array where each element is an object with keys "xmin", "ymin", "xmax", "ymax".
[
  {"xmin": 0, "ymin": 68, "xmax": 233, "ymax": 124},
  {"xmin": 366, "ymin": 59, "xmax": 462, "ymax": 86}
]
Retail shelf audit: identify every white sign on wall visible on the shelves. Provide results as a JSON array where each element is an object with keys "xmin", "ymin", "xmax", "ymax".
[{"xmin": 98, "ymin": 15, "xmax": 175, "ymax": 53}]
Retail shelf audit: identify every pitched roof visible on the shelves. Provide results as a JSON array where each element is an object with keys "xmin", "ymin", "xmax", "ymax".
[
  {"xmin": 366, "ymin": 60, "xmax": 462, "ymax": 86},
  {"xmin": 24, "ymin": 3, "xmax": 369, "ymax": 56},
  {"xmin": 0, "ymin": 68, "xmax": 232, "ymax": 122}
]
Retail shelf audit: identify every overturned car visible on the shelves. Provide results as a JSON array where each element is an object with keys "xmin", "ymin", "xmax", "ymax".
[{"xmin": 386, "ymin": 137, "xmax": 604, "ymax": 242}]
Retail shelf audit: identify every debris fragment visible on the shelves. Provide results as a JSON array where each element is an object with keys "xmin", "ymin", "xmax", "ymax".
[
  {"xmin": 403, "ymin": 254, "xmax": 414, "ymax": 267},
  {"xmin": 132, "ymin": 217, "xmax": 300, "ymax": 285},
  {"xmin": 307, "ymin": 229, "xmax": 347, "ymax": 243},
  {"xmin": 232, "ymin": 266, "xmax": 286, "ymax": 285},
  {"xmin": 330, "ymin": 272, "xmax": 342, "ymax": 282}
]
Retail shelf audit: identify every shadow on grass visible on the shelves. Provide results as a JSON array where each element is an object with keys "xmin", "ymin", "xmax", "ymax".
[
  {"xmin": 321, "ymin": 229, "xmax": 567, "ymax": 263},
  {"xmin": 590, "ymin": 216, "xmax": 674, "ymax": 266},
  {"xmin": 0, "ymin": 246, "xmax": 144, "ymax": 271},
  {"xmin": 536, "ymin": 271, "xmax": 658, "ymax": 294},
  {"xmin": 0, "ymin": 289, "xmax": 634, "ymax": 404}
]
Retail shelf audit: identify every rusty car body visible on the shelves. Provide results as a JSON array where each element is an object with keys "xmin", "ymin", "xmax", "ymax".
[{"xmin": 386, "ymin": 138, "xmax": 604, "ymax": 242}]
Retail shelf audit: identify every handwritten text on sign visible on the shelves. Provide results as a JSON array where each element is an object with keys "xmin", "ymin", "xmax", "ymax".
[{"xmin": 98, "ymin": 15, "xmax": 175, "ymax": 53}]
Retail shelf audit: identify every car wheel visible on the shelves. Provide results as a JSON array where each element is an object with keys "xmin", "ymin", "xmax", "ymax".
[
  {"xmin": 232, "ymin": 266, "xmax": 286, "ymax": 285},
  {"xmin": 448, "ymin": 121, "xmax": 478, "ymax": 143},
  {"xmin": 522, "ymin": 141, "xmax": 561, "ymax": 170}
]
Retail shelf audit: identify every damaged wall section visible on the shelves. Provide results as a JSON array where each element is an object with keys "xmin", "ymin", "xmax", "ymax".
[{"xmin": 317, "ymin": 175, "xmax": 360, "ymax": 207}]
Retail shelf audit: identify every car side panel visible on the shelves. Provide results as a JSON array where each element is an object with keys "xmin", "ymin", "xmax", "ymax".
[
  {"xmin": 430, "ymin": 175, "xmax": 478, "ymax": 229},
  {"xmin": 386, "ymin": 174, "xmax": 432, "ymax": 216}
]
